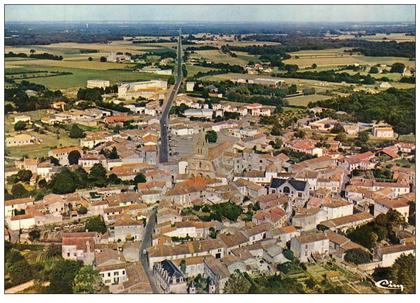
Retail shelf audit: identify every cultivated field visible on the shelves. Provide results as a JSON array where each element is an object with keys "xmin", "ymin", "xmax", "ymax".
[
  {"xmin": 284, "ymin": 94, "xmax": 332, "ymax": 106},
  {"xmin": 283, "ymin": 48, "xmax": 415, "ymax": 68},
  {"xmin": 324, "ymin": 33, "xmax": 415, "ymax": 43},
  {"xmin": 190, "ymin": 49, "xmax": 251, "ymax": 65}
]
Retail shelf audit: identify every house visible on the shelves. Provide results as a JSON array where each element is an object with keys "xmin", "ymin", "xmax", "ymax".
[
  {"xmin": 285, "ymin": 139, "xmax": 323, "ymax": 157},
  {"xmin": 48, "ymin": 146, "xmax": 82, "ymax": 166},
  {"xmin": 269, "ymin": 178, "xmax": 310, "ymax": 205},
  {"xmin": 241, "ymin": 223, "xmax": 271, "ymax": 244},
  {"xmin": 204, "ymin": 257, "xmax": 231, "ymax": 293},
  {"xmin": 253, "ymin": 207, "xmax": 286, "ymax": 227},
  {"xmin": 153, "ymin": 260, "xmax": 187, "ymax": 294},
  {"xmin": 97, "ymin": 263, "xmax": 128, "ymax": 288},
  {"xmin": 372, "ymin": 125, "xmax": 394, "ymax": 139},
  {"xmin": 184, "ymin": 108, "xmax": 213, "ymax": 119},
  {"xmin": 376, "ymin": 243, "xmax": 415, "ymax": 267},
  {"xmin": 7, "ymin": 213, "xmax": 36, "ymax": 231},
  {"xmin": 118, "ymin": 80, "xmax": 167, "ymax": 100},
  {"xmin": 62, "ymin": 232, "xmax": 100, "ymax": 265},
  {"xmin": 319, "ymin": 212, "xmax": 373, "ymax": 232},
  {"xmin": 5, "ymin": 197, "xmax": 35, "ymax": 218},
  {"xmin": 290, "ymin": 232, "xmax": 329, "ymax": 262},
  {"xmin": 342, "ymin": 152, "xmax": 375, "ymax": 172},
  {"xmin": 373, "ymin": 197, "xmax": 410, "ymax": 221},
  {"xmin": 219, "ymin": 231, "xmax": 249, "ymax": 252},
  {"xmin": 325, "ymin": 230, "xmax": 367, "ymax": 258},
  {"xmin": 13, "ymin": 115, "xmax": 31, "ymax": 124},
  {"xmin": 147, "ymin": 239, "xmax": 225, "ymax": 270},
  {"xmin": 6, "ymin": 134, "xmax": 35, "ymax": 147},
  {"xmin": 186, "ymin": 82, "xmax": 195, "ymax": 92},
  {"xmin": 112, "ymin": 214, "xmax": 144, "ymax": 242},
  {"xmin": 87, "ymin": 79, "xmax": 110, "ymax": 89},
  {"xmin": 292, "ymin": 208, "xmax": 326, "ymax": 231},
  {"xmin": 321, "ymin": 200, "xmax": 354, "ymax": 220},
  {"xmin": 233, "ymin": 178, "xmax": 266, "ymax": 199},
  {"xmin": 271, "ymin": 225, "xmax": 300, "ymax": 246}
]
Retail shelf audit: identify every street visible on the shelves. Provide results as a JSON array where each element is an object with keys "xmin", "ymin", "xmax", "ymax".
[
  {"xmin": 159, "ymin": 29, "xmax": 183, "ymax": 163},
  {"xmin": 139, "ymin": 208, "xmax": 160, "ymax": 293}
]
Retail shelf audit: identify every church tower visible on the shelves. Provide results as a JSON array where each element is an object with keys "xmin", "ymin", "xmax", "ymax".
[{"xmin": 196, "ymin": 130, "xmax": 208, "ymax": 157}]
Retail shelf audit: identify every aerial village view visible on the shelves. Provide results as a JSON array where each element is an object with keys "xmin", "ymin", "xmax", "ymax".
[{"xmin": 2, "ymin": 3, "xmax": 417, "ymax": 296}]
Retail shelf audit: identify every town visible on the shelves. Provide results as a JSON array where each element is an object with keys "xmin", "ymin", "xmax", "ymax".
[{"xmin": 3, "ymin": 5, "xmax": 416, "ymax": 295}]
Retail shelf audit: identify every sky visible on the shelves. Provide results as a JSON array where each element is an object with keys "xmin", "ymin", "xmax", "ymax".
[{"xmin": 5, "ymin": 5, "xmax": 415, "ymax": 23}]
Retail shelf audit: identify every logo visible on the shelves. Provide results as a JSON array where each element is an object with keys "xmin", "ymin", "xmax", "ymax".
[{"xmin": 374, "ymin": 279, "xmax": 404, "ymax": 292}]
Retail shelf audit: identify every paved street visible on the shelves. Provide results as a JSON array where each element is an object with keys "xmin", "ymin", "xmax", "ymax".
[
  {"xmin": 159, "ymin": 30, "xmax": 183, "ymax": 163},
  {"xmin": 139, "ymin": 208, "xmax": 160, "ymax": 293}
]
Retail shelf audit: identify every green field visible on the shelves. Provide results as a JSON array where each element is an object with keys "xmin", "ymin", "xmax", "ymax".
[
  {"xmin": 6, "ymin": 65, "xmax": 169, "ymax": 91},
  {"xmin": 285, "ymin": 94, "xmax": 332, "ymax": 106}
]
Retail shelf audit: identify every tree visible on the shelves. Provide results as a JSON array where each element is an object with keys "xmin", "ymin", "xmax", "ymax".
[
  {"xmin": 11, "ymin": 183, "xmax": 30, "ymax": 198},
  {"xmin": 68, "ymin": 150, "xmax": 81, "ymax": 165},
  {"xmin": 273, "ymin": 138, "xmax": 283, "ymax": 149},
  {"xmin": 331, "ymin": 123, "xmax": 345, "ymax": 134},
  {"xmin": 8, "ymin": 259, "xmax": 32, "ymax": 286},
  {"xmin": 77, "ymin": 206, "xmax": 88, "ymax": 215},
  {"xmin": 271, "ymin": 120, "xmax": 282, "ymax": 136},
  {"xmin": 357, "ymin": 131, "xmax": 369, "ymax": 143},
  {"xmin": 73, "ymin": 266, "xmax": 104, "ymax": 294},
  {"xmin": 390, "ymin": 62, "xmax": 405, "ymax": 73},
  {"xmin": 205, "ymin": 130, "xmax": 218, "ymax": 143},
  {"xmin": 344, "ymin": 248, "xmax": 371, "ymax": 264},
  {"xmin": 88, "ymin": 57, "xmax": 93, "ymax": 61},
  {"xmin": 224, "ymin": 271, "xmax": 252, "ymax": 294},
  {"xmin": 85, "ymin": 216, "xmax": 107, "ymax": 234},
  {"xmin": 14, "ymin": 120, "xmax": 27, "ymax": 131},
  {"xmin": 134, "ymin": 173, "xmax": 146, "ymax": 184},
  {"xmin": 389, "ymin": 254, "xmax": 415, "ymax": 293},
  {"xmin": 51, "ymin": 170, "xmax": 77, "ymax": 194},
  {"xmin": 69, "ymin": 124, "xmax": 85, "ymax": 138},
  {"xmin": 48, "ymin": 259, "xmax": 82, "ymax": 294},
  {"xmin": 369, "ymin": 66, "xmax": 380, "ymax": 74},
  {"xmin": 89, "ymin": 163, "xmax": 107, "ymax": 187},
  {"xmin": 108, "ymin": 173, "xmax": 122, "ymax": 185},
  {"xmin": 295, "ymin": 129, "xmax": 305, "ymax": 139},
  {"xmin": 180, "ymin": 260, "xmax": 187, "ymax": 274},
  {"xmin": 17, "ymin": 169, "xmax": 32, "ymax": 182},
  {"xmin": 28, "ymin": 228, "xmax": 41, "ymax": 241},
  {"xmin": 99, "ymin": 56, "xmax": 107, "ymax": 62},
  {"xmin": 311, "ymin": 63, "xmax": 317, "ymax": 69}
]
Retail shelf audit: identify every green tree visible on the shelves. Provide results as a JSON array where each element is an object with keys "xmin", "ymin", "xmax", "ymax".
[
  {"xmin": 17, "ymin": 169, "xmax": 32, "ymax": 182},
  {"xmin": 108, "ymin": 173, "xmax": 122, "ymax": 185},
  {"xmin": 389, "ymin": 254, "xmax": 415, "ymax": 293},
  {"xmin": 344, "ymin": 248, "xmax": 371, "ymax": 264},
  {"xmin": 369, "ymin": 66, "xmax": 379, "ymax": 74},
  {"xmin": 205, "ymin": 130, "xmax": 218, "ymax": 143},
  {"xmin": 224, "ymin": 271, "xmax": 252, "ymax": 294},
  {"xmin": 390, "ymin": 62, "xmax": 405, "ymax": 73},
  {"xmin": 69, "ymin": 124, "xmax": 85, "ymax": 138},
  {"xmin": 99, "ymin": 56, "xmax": 107, "ymax": 62},
  {"xmin": 11, "ymin": 183, "xmax": 30, "ymax": 198},
  {"xmin": 14, "ymin": 120, "xmax": 27, "ymax": 131},
  {"xmin": 357, "ymin": 131, "xmax": 369, "ymax": 143},
  {"xmin": 85, "ymin": 216, "xmax": 107, "ymax": 234},
  {"xmin": 73, "ymin": 265, "xmax": 104, "ymax": 294},
  {"xmin": 77, "ymin": 206, "xmax": 88, "ymax": 215},
  {"xmin": 28, "ymin": 228, "xmax": 41, "ymax": 241},
  {"xmin": 48, "ymin": 259, "xmax": 82, "ymax": 294},
  {"xmin": 51, "ymin": 170, "xmax": 77, "ymax": 194},
  {"xmin": 134, "ymin": 173, "xmax": 146, "ymax": 184},
  {"xmin": 89, "ymin": 163, "xmax": 107, "ymax": 187},
  {"xmin": 8, "ymin": 259, "xmax": 32, "ymax": 286},
  {"xmin": 68, "ymin": 150, "xmax": 81, "ymax": 165}
]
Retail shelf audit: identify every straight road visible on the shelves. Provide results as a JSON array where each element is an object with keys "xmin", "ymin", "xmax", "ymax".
[
  {"xmin": 159, "ymin": 30, "xmax": 182, "ymax": 163},
  {"xmin": 139, "ymin": 207, "xmax": 160, "ymax": 293}
]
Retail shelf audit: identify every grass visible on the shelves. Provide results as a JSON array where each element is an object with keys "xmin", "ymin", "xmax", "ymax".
[
  {"xmin": 285, "ymin": 94, "xmax": 332, "ymax": 106},
  {"xmin": 186, "ymin": 64, "xmax": 214, "ymax": 77},
  {"xmin": 191, "ymin": 49, "xmax": 251, "ymax": 65},
  {"xmin": 6, "ymin": 65, "xmax": 169, "ymax": 91},
  {"xmin": 284, "ymin": 48, "xmax": 415, "ymax": 69}
]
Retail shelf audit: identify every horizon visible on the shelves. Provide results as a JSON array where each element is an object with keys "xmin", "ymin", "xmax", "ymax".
[{"xmin": 5, "ymin": 4, "xmax": 415, "ymax": 23}]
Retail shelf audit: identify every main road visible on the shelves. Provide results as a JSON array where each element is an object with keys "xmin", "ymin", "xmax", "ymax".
[
  {"xmin": 139, "ymin": 207, "xmax": 160, "ymax": 293},
  {"xmin": 159, "ymin": 30, "xmax": 183, "ymax": 163}
]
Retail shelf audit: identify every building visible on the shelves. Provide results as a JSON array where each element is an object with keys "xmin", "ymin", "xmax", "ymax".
[
  {"xmin": 113, "ymin": 214, "xmax": 144, "ymax": 242},
  {"xmin": 118, "ymin": 80, "xmax": 167, "ymax": 100},
  {"xmin": 48, "ymin": 146, "xmax": 82, "ymax": 166},
  {"xmin": 373, "ymin": 197, "xmax": 410, "ymax": 221},
  {"xmin": 153, "ymin": 260, "xmax": 187, "ymax": 293},
  {"xmin": 290, "ymin": 232, "xmax": 329, "ymax": 262},
  {"xmin": 269, "ymin": 178, "xmax": 310, "ymax": 204},
  {"xmin": 6, "ymin": 134, "xmax": 35, "ymax": 147},
  {"xmin": 376, "ymin": 243, "xmax": 415, "ymax": 267},
  {"xmin": 372, "ymin": 125, "xmax": 394, "ymax": 139},
  {"xmin": 107, "ymin": 52, "xmax": 131, "ymax": 63},
  {"xmin": 62, "ymin": 232, "xmax": 100, "ymax": 265},
  {"xmin": 186, "ymin": 82, "xmax": 195, "ymax": 92},
  {"xmin": 87, "ymin": 79, "xmax": 111, "ymax": 89},
  {"xmin": 13, "ymin": 115, "xmax": 31, "ymax": 124}
]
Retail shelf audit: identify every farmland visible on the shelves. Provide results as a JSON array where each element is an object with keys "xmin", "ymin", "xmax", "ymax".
[
  {"xmin": 284, "ymin": 94, "xmax": 332, "ymax": 107},
  {"xmin": 283, "ymin": 48, "xmax": 415, "ymax": 69}
]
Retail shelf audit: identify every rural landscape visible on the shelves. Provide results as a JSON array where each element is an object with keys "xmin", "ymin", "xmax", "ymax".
[{"xmin": 3, "ymin": 4, "xmax": 416, "ymax": 296}]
